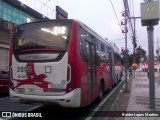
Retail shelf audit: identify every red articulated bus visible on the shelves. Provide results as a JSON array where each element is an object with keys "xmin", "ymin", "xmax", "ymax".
[{"xmin": 9, "ymin": 19, "xmax": 123, "ymax": 107}]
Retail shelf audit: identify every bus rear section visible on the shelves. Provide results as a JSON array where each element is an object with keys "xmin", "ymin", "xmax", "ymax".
[{"xmin": 9, "ymin": 20, "xmax": 81, "ymax": 107}]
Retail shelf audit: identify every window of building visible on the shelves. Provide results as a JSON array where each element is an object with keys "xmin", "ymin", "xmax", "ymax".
[
  {"xmin": 0, "ymin": 0, "xmax": 39, "ymax": 25},
  {"xmin": 0, "ymin": 3, "xmax": 2, "ymax": 12},
  {"xmin": 12, "ymin": 17, "xmax": 16, "ymax": 24},
  {"xmin": 2, "ymin": 13, "xmax": 7, "ymax": 20},
  {"xmin": 0, "ymin": 0, "xmax": 2, "ymax": 18},
  {"xmin": 3, "ymin": 6, "xmax": 7, "ymax": 14},
  {"xmin": 27, "ymin": 17, "xmax": 31, "ymax": 23},
  {"xmin": 7, "ymin": 8, "xmax": 11, "ymax": 16},
  {"xmin": 7, "ymin": 15, "xmax": 11, "ymax": 21}
]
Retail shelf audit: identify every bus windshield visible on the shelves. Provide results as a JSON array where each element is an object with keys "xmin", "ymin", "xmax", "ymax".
[{"xmin": 14, "ymin": 21, "xmax": 71, "ymax": 52}]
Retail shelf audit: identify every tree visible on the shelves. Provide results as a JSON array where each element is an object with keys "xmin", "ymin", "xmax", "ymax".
[
  {"xmin": 136, "ymin": 46, "xmax": 147, "ymax": 61},
  {"xmin": 121, "ymin": 49, "xmax": 130, "ymax": 68},
  {"xmin": 121, "ymin": 49, "xmax": 129, "ymax": 56},
  {"xmin": 128, "ymin": 46, "xmax": 147, "ymax": 67}
]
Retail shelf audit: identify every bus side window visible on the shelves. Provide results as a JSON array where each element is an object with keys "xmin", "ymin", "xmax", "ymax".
[
  {"xmin": 83, "ymin": 31, "xmax": 90, "ymax": 61},
  {"xmin": 78, "ymin": 28, "xmax": 86, "ymax": 61},
  {"xmin": 0, "ymin": 72, "xmax": 2, "ymax": 79},
  {"xmin": 85, "ymin": 41, "xmax": 90, "ymax": 63},
  {"xmin": 105, "ymin": 46, "xmax": 109, "ymax": 60},
  {"xmin": 101, "ymin": 43, "xmax": 106, "ymax": 63},
  {"xmin": 78, "ymin": 30, "xmax": 84, "ymax": 57},
  {"xmin": 108, "ymin": 47, "xmax": 112, "ymax": 62},
  {"xmin": 95, "ymin": 40, "xmax": 99, "ymax": 65},
  {"xmin": 101, "ymin": 43, "xmax": 105, "ymax": 52},
  {"xmin": 95, "ymin": 40, "xmax": 101, "ymax": 64},
  {"xmin": 95, "ymin": 40, "xmax": 98, "ymax": 52},
  {"xmin": 114, "ymin": 52, "xmax": 116, "ymax": 64}
]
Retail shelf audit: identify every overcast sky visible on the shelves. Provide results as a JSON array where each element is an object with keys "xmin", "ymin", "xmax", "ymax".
[{"xmin": 18, "ymin": 0, "xmax": 160, "ymax": 55}]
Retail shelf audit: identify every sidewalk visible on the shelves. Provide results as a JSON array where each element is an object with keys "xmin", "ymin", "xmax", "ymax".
[{"xmin": 125, "ymin": 72, "xmax": 160, "ymax": 120}]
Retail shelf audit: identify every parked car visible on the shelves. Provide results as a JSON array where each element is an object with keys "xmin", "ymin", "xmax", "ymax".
[{"xmin": 0, "ymin": 70, "xmax": 10, "ymax": 95}]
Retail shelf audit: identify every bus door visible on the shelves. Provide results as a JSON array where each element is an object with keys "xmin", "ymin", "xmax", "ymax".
[
  {"xmin": 109, "ymin": 48, "xmax": 115, "ymax": 84},
  {"xmin": 85, "ymin": 41, "xmax": 96, "ymax": 101}
]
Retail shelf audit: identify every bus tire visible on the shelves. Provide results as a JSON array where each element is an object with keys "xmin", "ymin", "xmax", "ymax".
[
  {"xmin": 119, "ymin": 72, "xmax": 123, "ymax": 81},
  {"xmin": 115, "ymin": 74, "xmax": 118, "ymax": 85},
  {"xmin": 119, "ymin": 72, "xmax": 122, "ymax": 81},
  {"xmin": 98, "ymin": 81, "xmax": 104, "ymax": 102}
]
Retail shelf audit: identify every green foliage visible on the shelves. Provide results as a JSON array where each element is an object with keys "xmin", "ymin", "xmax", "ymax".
[{"xmin": 122, "ymin": 47, "xmax": 147, "ymax": 67}]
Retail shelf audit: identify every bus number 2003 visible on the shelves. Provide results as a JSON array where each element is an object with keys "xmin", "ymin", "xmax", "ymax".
[{"xmin": 17, "ymin": 66, "xmax": 32, "ymax": 73}]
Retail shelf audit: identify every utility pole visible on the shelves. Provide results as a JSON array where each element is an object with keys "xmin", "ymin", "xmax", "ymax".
[
  {"xmin": 127, "ymin": 16, "xmax": 140, "ymax": 78},
  {"xmin": 125, "ymin": 8, "xmax": 128, "ymax": 92},
  {"xmin": 132, "ymin": 17, "xmax": 140, "ymax": 78},
  {"xmin": 147, "ymin": 23, "xmax": 155, "ymax": 110},
  {"xmin": 157, "ymin": 38, "xmax": 159, "ymax": 64},
  {"xmin": 133, "ymin": 17, "xmax": 136, "ymax": 79},
  {"xmin": 139, "ymin": 45, "xmax": 142, "ymax": 72},
  {"xmin": 124, "ymin": 0, "xmax": 128, "ymax": 92},
  {"xmin": 121, "ymin": 0, "xmax": 128, "ymax": 92},
  {"xmin": 141, "ymin": 0, "xmax": 159, "ymax": 109}
]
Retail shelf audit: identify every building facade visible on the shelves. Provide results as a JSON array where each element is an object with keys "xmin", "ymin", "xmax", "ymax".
[{"xmin": 0, "ymin": 0, "xmax": 49, "ymax": 71}]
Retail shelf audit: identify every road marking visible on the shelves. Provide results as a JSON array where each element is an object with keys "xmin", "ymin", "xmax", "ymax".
[
  {"xmin": 25, "ymin": 105, "xmax": 43, "ymax": 112},
  {"xmin": 85, "ymin": 80, "xmax": 125, "ymax": 120}
]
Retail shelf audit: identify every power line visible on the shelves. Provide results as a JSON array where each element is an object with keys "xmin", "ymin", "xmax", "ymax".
[
  {"xmin": 121, "ymin": 0, "xmax": 124, "ymax": 9},
  {"xmin": 137, "ymin": 41, "xmax": 148, "ymax": 44},
  {"xmin": 110, "ymin": 37, "xmax": 132, "ymax": 41},
  {"xmin": 109, "ymin": 0, "xmax": 123, "ymax": 32},
  {"xmin": 137, "ymin": 40, "xmax": 158, "ymax": 44},
  {"xmin": 123, "ymin": 0, "xmax": 134, "ymax": 36},
  {"xmin": 132, "ymin": 0, "xmax": 134, "ymax": 16},
  {"xmin": 130, "ymin": 0, "xmax": 135, "ymax": 38},
  {"xmin": 38, "ymin": 0, "xmax": 50, "ymax": 11},
  {"xmin": 38, "ymin": 0, "xmax": 54, "ymax": 10},
  {"xmin": 138, "ymin": 43, "xmax": 157, "ymax": 48},
  {"xmin": 38, "ymin": 0, "xmax": 55, "ymax": 18},
  {"xmin": 129, "ymin": 0, "xmax": 133, "ymax": 17}
]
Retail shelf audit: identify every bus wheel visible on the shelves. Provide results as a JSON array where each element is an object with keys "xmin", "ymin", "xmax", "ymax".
[
  {"xmin": 120, "ymin": 72, "xmax": 123, "ymax": 81},
  {"xmin": 115, "ymin": 75, "xmax": 118, "ymax": 86},
  {"xmin": 98, "ymin": 82, "xmax": 104, "ymax": 102}
]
